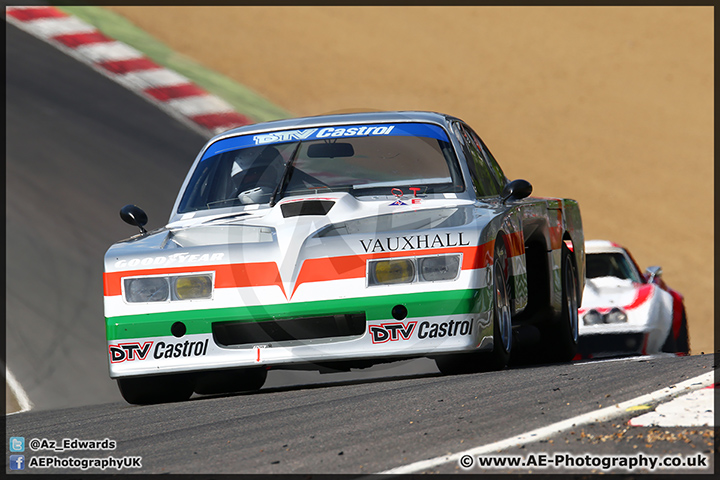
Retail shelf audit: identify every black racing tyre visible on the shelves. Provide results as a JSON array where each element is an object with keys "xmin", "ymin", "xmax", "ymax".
[
  {"xmin": 675, "ymin": 310, "xmax": 690, "ymax": 354},
  {"xmin": 486, "ymin": 235, "xmax": 513, "ymax": 369},
  {"xmin": 661, "ymin": 322, "xmax": 677, "ymax": 353},
  {"xmin": 541, "ymin": 244, "xmax": 579, "ymax": 363},
  {"xmin": 117, "ymin": 374, "xmax": 193, "ymax": 405},
  {"xmin": 435, "ymin": 236, "xmax": 512, "ymax": 374},
  {"xmin": 662, "ymin": 308, "xmax": 690, "ymax": 355},
  {"xmin": 193, "ymin": 367, "xmax": 267, "ymax": 395}
]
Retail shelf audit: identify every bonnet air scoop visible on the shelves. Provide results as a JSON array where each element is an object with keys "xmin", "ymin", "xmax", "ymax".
[{"xmin": 280, "ymin": 200, "xmax": 335, "ymax": 218}]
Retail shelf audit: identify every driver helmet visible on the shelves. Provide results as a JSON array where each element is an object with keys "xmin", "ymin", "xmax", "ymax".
[
  {"xmin": 231, "ymin": 145, "xmax": 282, "ymax": 180},
  {"xmin": 231, "ymin": 146, "xmax": 283, "ymax": 204}
]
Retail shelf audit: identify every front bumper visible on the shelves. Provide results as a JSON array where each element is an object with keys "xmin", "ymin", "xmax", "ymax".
[
  {"xmin": 107, "ymin": 288, "xmax": 494, "ymax": 378},
  {"xmin": 577, "ymin": 323, "xmax": 653, "ymax": 358}
]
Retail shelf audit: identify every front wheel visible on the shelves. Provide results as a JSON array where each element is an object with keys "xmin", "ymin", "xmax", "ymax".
[
  {"xmin": 435, "ymin": 236, "xmax": 512, "ymax": 374},
  {"xmin": 486, "ymin": 235, "xmax": 513, "ymax": 369}
]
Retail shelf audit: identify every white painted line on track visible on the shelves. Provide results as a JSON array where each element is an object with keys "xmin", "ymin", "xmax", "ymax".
[
  {"xmin": 628, "ymin": 386, "xmax": 714, "ymax": 427},
  {"xmin": 5, "ymin": 367, "xmax": 34, "ymax": 415},
  {"xmin": 377, "ymin": 370, "xmax": 715, "ymax": 475},
  {"xmin": 574, "ymin": 353, "xmax": 678, "ymax": 365}
]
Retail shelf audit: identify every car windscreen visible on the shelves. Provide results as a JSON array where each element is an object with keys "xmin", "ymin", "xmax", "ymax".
[
  {"xmin": 176, "ymin": 123, "xmax": 464, "ymax": 213},
  {"xmin": 586, "ymin": 252, "xmax": 644, "ymax": 283}
]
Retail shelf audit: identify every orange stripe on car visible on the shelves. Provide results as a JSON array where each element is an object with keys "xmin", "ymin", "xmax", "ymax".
[
  {"xmin": 103, "ymin": 262, "xmax": 284, "ymax": 297},
  {"xmin": 104, "ymin": 239, "xmax": 521, "ymax": 298},
  {"xmin": 291, "ymin": 242, "xmax": 496, "ymax": 297}
]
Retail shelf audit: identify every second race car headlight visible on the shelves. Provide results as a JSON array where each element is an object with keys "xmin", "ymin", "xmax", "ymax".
[
  {"xmin": 583, "ymin": 310, "xmax": 603, "ymax": 325},
  {"xmin": 124, "ymin": 277, "xmax": 169, "ymax": 303},
  {"xmin": 419, "ymin": 255, "xmax": 461, "ymax": 282},
  {"xmin": 370, "ymin": 259, "xmax": 415, "ymax": 285},
  {"xmin": 604, "ymin": 308, "xmax": 628, "ymax": 324},
  {"xmin": 368, "ymin": 254, "xmax": 462, "ymax": 286},
  {"xmin": 174, "ymin": 275, "xmax": 213, "ymax": 300},
  {"xmin": 124, "ymin": 273, "xmax": 214, "ymax": 303}
]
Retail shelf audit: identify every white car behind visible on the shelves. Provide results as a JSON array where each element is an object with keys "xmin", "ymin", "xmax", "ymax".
[{"xmin": 577, "ymin": 240, "xmax": 689, "ymax": 359}]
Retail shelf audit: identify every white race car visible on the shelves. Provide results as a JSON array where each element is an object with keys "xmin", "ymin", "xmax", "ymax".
[
  {"xmin": 105, "ymin": 111, "xmax": 586, "ymax": 404},
  {"xmin": 577, "ymin": 240, "xmax": 690, "ymax": 359}
]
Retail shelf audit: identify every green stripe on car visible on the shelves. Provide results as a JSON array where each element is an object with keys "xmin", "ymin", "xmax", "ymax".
[{"xmin": 106, "ymin": 288, "xmax": 492, "ymax": 340}]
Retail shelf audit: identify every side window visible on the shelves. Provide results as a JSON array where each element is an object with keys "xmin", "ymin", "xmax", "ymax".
[
  {"xmin": 469, "ymin": 129, "xmax": 507, "ymax": 189},
  {"xmin": 456, "ymin": 124, "xmax": 502, "ymax": 198}
]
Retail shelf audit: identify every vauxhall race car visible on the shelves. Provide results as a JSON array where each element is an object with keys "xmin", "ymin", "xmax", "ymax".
[
  {"xmin": 104, "ymin": 111, "xmax": 585, "ymax": 404},
  {"xmin": 577, "ymin": 240, "xmax": 690, "ymax": 359}
]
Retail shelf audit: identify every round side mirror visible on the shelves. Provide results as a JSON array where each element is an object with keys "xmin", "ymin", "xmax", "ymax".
[
  {"xmin": 120, "ymin": 204, "xmax": 148, "ymax": 234},
  {"xmin": 501, "ymin": 179, "xmax": 533, "ymax": 204}
]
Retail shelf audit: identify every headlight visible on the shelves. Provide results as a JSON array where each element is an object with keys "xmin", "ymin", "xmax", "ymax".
[
  {"xmin": 124, "ymin": 277, "xmax": 169, "ymax": 303},
  {"xmin": 604, "ymin": 308, "xmax": 628, "ymax": 323},
  {"xmin": 370, "ymin": 259, "xmax": 415, "ymax": 285},
  {"xmin": 123, "ymin": 273, "xmax": 214, "ymax": 303},
  {"xmin": 419, "ymin": 255, "xmax": 461, "ymax": 282},
  {"xmin": 174, "ymin": 275, "xmax": 213, "ymax": 300},
  {"xmin": 583, "ymin": 309, "xmax": 603, "ymax": 325},
  {"xmin": 367, "ymin": 254, "xmax": 462, "ymax": 286}
]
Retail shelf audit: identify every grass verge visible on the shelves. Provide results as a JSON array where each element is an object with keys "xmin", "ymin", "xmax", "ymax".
[{"xmin": 53, "ymin": 4, "xmax": 293, "ymax": 123}]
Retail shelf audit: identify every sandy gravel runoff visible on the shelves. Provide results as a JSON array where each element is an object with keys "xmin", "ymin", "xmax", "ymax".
[{"xmin": 106, "ymin": 6, "xmax": 713, "ymax": 355}]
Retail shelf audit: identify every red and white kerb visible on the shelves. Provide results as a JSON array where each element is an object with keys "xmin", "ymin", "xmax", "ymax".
[{"xmin": 5, "ymin": 5, "xmax": 252, "ymax": 136}]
